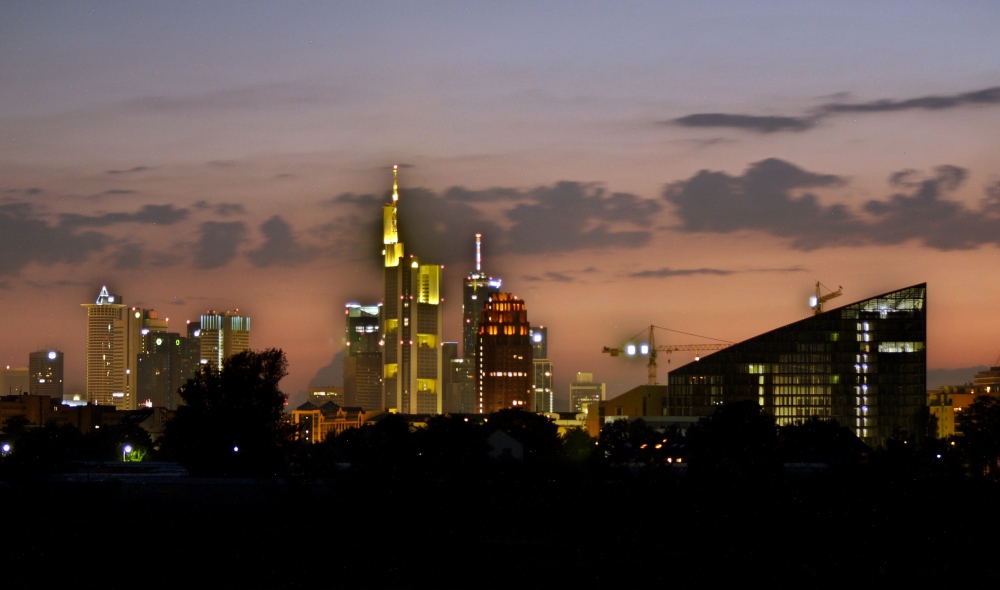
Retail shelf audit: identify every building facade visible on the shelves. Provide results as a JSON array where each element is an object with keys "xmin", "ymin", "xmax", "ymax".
[
  {"xmin": 570, "ymin": 372, "xmax": 606, "ymax": 413},
  {"xmin": 199, "ymin": 310, "xmax": 250, "ymax": 369},
  {"xmin": 463, "ymin": 233, "xmax": 502, "ymax": 360},
  {"xmin": 530, "ymin": 326, "xmax": 553, "ymax": 413},
  {"xmin": 344, "ymin": 303, "xmax": 383, "ymax": 411},
  {"xmin": 28, "ymin": 350, "xmax": 64, "ymax": 399},
  {"xmin": 667, "ymin": 284, "xmax": 927, "ymax": 446},
  {"xmin": 81, "ymin": 286, "xmax": 153, "ymax": 410},
  {"xmin": 381, "ymin": 166, "xmax": 443, "ymax": 414},
  {"xmin": 476, "ymin": 293, "xmax": 533, "ymax": 414}
]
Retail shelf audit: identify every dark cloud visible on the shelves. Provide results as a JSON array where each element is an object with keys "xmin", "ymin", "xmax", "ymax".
[
  {"xmin": 522, "ymin": 271, "xmax": 576, "ymax": 283},
  {"xmin": 664, "ymin": 158, "xmax": 1000, "ymax": 251},
  {"xmin": 629, "ymin": 267, "xmax": 735, "ymax": 278},
  {"xmin": 663, "ymin": 158, "xmax": 848, "ymax": 249},
  {"xmin": 670, "ymin": 85, "xmax": 1000, "ymax": 134},
  {"xmin": 330, "ymin": 182, "xmax": 660, "ymax": 268},
  {"xmin": 101, "ymin": 189, "xmax": 138, "ymax": 195},
  {"xmin": 823, "ymin": 86, "xmax": 1000, "ymax": 113},
  {"xmin": 670, "ymin": 113, "xmax": 814, "ymax": 133},
  {"xmin": 247, "ymin": 216, "xmax": 319, "ymax": 268},
  {"xmin": 105, "ymin": 166, "xmax": 152, "ymax": 175},
  {"xmin": 194, "ymin": 221, "xmax": 246, "ymax": 268},
  {"xmin": 0, "ymin": 202, "xmax": 109, "ymax": 275},
  {"xmin": 3, "ymin": 188, "xmax": 45, "ymax": 196},
  {"xmin": 59, "ymin": 204, "xmax": 189, "ymax": 229},
  {"xmin": 193, "ymin": 201, "xmax": 245, "ymax": 216}
]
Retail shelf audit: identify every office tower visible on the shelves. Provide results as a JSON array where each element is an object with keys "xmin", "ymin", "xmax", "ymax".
[
  {"xmin": 476, "ymin": 293, "xmax": 533, "ymax": 414},
  {"xmin": 199, "ymin": 310, "xmax": 250, "ymax": 368},
  {"xmin": 667, "ymin": 284, "xmax": 926, "ymax": 447},
  {"xmin": 381, "ymin": 165, "xmax": 443, "ymax": 414},
  {"xmin": 29, "ymin": 350, "xmax": 64, "ymax": 399},
  {"xmin": 463, "ymin": 233, "xmax": 502, "ymax": 360},
  {"xmin": 529, "ymin": 326, "xmax": 553, "ymax": 412},
  {"xmin": 533, "ymin": 360, "xmax": 554, "ymax": 413},
  {"xmin": 570, "ymin": 372, "xmax": 606, "ymax": 413},
  {"xmin": 344, "ymin": 303, "xmax": 383, "ymax": 410},
  {"xmin": 137, "ymin": 330, "xmax": 189, "ymax": 409},
  {"xmin": 81, "ymin": 286, "xmax": 151, "ymax": 410}
]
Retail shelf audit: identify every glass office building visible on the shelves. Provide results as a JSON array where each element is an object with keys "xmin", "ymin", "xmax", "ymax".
[{"xmin": 667, "ymin": 284, "xmax": 926, "ymax": 446}]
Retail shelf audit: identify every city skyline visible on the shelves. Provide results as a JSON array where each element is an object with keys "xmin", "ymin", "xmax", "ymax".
[{"xmin": 2, "ymin": 3, "xmax": 999, "ymax": 408}]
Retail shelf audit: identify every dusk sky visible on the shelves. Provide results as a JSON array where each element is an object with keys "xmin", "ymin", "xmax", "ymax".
[{"xmin": 2, "ymin": 2, "xmax": 999, "ymax": 408}]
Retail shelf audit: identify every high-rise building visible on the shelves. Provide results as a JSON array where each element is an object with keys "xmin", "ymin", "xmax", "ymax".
[
  {"xmin": 29, "ymin": 350, "xmax": 64, "ymax": 399},
  {"xmin": 381, "ymin": 166, "xmax": 443, "ymax": 414},
  {"xmin": 199, "ymin": 310, "xmax": 250, "ymax": 369},
  {"xmin": 530, "ymin": 326, "xmax": 553, "ymax": 413},
  {"xmin": 81, "ymin": 286, "xmax": 153, "ymax": 410},
  {"xmin": 463, "ymin": 233, "xmax": 502, "ymax": 360},
  {"xmin": 344, "ymin": 303, "xmax": 383, "ymax": 411},
  {"xmin": 476, "ymin": 293, "xmax": 533, "ymax": 414},
  {"xmin": 666, "ymin": 284, "xmax": 927, "ymax": 446},
  {"xmin": 533, "ymin": 360, "xmax": 554, "ymax": 413},
  {"xmin": 570, "ymin": 372, "xmax": 606, "ymax": 413}
]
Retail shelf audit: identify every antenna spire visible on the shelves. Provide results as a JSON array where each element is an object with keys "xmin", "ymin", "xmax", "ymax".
[
  {"xmin": 475, "ymin": 233, "xmax": 482, "ymax": 272},
  {"xmin": 391, "ymin": 164, "xmax": 399, "ymax": 202}
]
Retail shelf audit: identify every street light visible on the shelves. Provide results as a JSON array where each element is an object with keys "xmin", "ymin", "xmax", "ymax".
[
  {"xmin": 1, "ymin": 443, "xmax": 10, "ymax": 455},
  {"xmin": 123, "ymin": 444, "xmax": 132, "ymax": 462}
]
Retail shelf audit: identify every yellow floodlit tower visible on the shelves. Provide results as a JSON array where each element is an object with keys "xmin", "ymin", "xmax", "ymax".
[{"xmin": 381, "ymin": 165, "xmax": 444, "ymax": 414}]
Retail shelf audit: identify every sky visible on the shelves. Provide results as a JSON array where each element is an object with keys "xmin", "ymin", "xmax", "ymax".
[{"xmin": 2, "ymin": 2, "xmax": 999, "ymax": 408}]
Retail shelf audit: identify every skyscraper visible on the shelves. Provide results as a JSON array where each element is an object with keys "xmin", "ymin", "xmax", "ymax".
[
  {"xmin": 570, "ymin": 372, "xmax": 606, "ymax": 413},
  {"xmin": 381, "ymin": 165, "xmax": 443, "ymax": 414},
  {"xmin": 463, "ymin": 233, "xmax": 502, "ymax": 360},
  {"xmin": 199, "ymin": 310, "xmax": 250, "ymax": 368},
  {"xmin": 530, "ymin": 326, "xmax": 553, "ymax": 413},
  {"xmin": 344, "ymin": 303, "xmax": 383, "ymax": 410},
  {"xmin": 476, "ymin": 293, "xmax": 533, "ymax": 414},
  {"xmin": 81, "ymin": 286, "xmax": 148, "ymax": 410},
  {"xmin": 29, "ymin": 350, "xmax": 64, "ymax": 399}
]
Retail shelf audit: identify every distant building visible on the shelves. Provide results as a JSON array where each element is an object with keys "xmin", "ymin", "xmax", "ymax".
[
  {"xmin": 381, "ymin": 166, "xmax": 443, "ymax": 414},
  {"xmin": 344, "ymin": 303, "xmax": 383, "ymax": 411},
  {"xmin": 667, "ymin": 284, "xmax": 927, "ymax": 447},
  {"xmin": 291, "ymin": 401, "xmax": 372, "ymax": 443},
  {"xmin": 476, "ymin": 293, "xmax": 533, "ymax": 413},
  {"xmin": 28, "ymin": 350, "xmax": 63, "ymax": 399},
  {"xmin": 81, "ymin": 286, "xmax": 156, "ymax": 410},
  {"xmin": 927, "ymin": 386, "xmax": 979, "ymax": 438},
  {"xmin": 530, "ymin": 326, "xmax": 553, "ymax": 413},
  {"xmin": 308, "ymin": 387, "xmax": 345, "ymax": 407},
  {"xmin": 570, "ymin": 372, "xmax": 605, "ymax": 414},
  {"xmin": 463, "ymin": 233, "xmax": 502, "ymax": 360},
  {"xmin": 199, "ymin": 310, "xmax": 250, "ymax": 369},
  {"xmin": 533, "ymin": 360, "xmax": 554, "ymax": 413}
]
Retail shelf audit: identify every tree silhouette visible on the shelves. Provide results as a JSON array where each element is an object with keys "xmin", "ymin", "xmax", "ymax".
[
  {"xmin": 958, "ymin": 395, "xmax": 1000, "ymax": 479},
  {"xmin": 160, "ymin": 348, "xmax": 297, "ymax": 477},
  {"xmin": 686, "ymin": 400, "xmax": 779, "ymax": 479}
]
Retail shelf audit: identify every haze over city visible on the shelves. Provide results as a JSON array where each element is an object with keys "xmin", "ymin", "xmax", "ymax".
[{"xmin": 2, "ymin": 2, "xmax": 999, "ymax": 408}]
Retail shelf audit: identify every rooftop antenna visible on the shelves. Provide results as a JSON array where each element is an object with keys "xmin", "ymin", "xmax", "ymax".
[
  {"xmin": 475, "ymin": 233, "xmax": 482, "ymax": 272},
  {"xmin": 391, "ymin": 164, "xmax": 399, "ymax": 203}
]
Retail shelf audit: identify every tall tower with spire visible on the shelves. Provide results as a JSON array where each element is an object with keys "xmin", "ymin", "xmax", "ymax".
[
  {"xmin": 381, "ymin": 165, "xmax": 444, "ymax": 414},
  {"xmin": 462, "ymin": 233, "xmax": 502, "ymax": 360}
]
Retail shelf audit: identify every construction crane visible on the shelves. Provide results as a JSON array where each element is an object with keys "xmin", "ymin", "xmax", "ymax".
[
  {"xmin": 602, "ymin": 325, "xmax": 733, "ymax": 386},
  {"xmin": 809, "ymin": 281, "xmax": 843, "ymax": 315}
]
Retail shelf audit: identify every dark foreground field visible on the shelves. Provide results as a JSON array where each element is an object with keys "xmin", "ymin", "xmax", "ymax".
[{"xmin": 2, "ymin": 468, "xmax": 997, "ymax": 589}]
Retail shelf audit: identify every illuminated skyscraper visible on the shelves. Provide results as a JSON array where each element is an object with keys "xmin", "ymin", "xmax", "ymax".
[
  {"xmin": 199, "ymin": 310, "xmax": 250, "ymax": 369},
  {"xmin": 81, "ymin": 286, "xmax": 150, "ymax": 410},
  {"xmin": 29, "ymin": 350, "xmax": 64, "ymax": 399},
  {"xmin": 530, "ymin": 327, "xmax": 553, "ymax": 413},
  {"xmin": 463, "ymin": 234, "xmax": 502, "ymax": 360},
  {"xmin": 476, "ymin": 293, "xmax": 533, "ymax": 414},
  {"xmin": 381, "ymin": 166, "xmax": 443, "ymax": 414},
  {"xmin": 570, "ymin": 372, "xmax": 606, "ymax": 413},
  {"xmin": 344, "ymin": 303, "xmax": 383, "ymax": 410}
]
